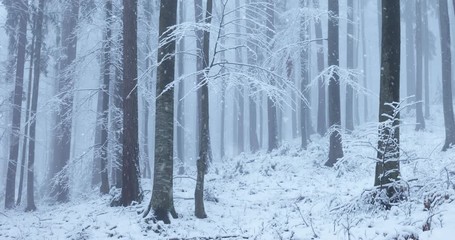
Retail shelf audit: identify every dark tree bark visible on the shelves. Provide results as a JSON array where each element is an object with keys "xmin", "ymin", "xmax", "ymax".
[
  {"xmin": 439, "ymin": 0, "xmax": 455, "ymax": 151},
  {"xmin": 98, "ymin": 0, "xmax": 113, "ymax": 194},
  {"xmin": 415, "ymin": 0, "xmax": 425, "ymax": 131},
  {"xmin": 374, "ymin": 0, "xmax": 401, "ymax": 199},
  {"xmin": 148, "ymin": 0, "xmax": 178, "ymax": 224},
  {"xmin": 313, "ymin": 0, "xmax": 326, "ymax": 136},
  {"xmin": 195, "ymin": 0, "xmax": 213, "ymax": 219},
  {"xmin": 4, "ymin": 0, "xmax": 28, "ymax": 209},
  {"xmin": 120, "ymin": 0, "xmax": 142, "ymax": 206},
  {"xmin": 405, "ymin": 0, "xmax": 415, "ymax": 110},
  {"xmin": 25, "ymin": 0, "xmax": 45, "ymax": 212},
  {"xmin": 266, "ymin": 0, "xmax": 278, "ymax": 152},
  {"xmin": 300, "ymin": 0, "xmax": 309, "ymax": 150},
  {"xmin": 345, "ymin": 0, "xmax": 354, "ymax": 132},
  {"xmin": 325, "ymin": 0, "xmax": 344, "ymax": 167},
  {"xmin": 52, "ymin": 0, "xmax": 79, "ymax": 203}
]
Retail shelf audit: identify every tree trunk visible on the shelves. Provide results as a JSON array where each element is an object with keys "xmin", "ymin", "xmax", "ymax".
[
  {"xmin": 313, "ymin": 0, "xmax": 326, "ymax": 136},
  {"xmin": 345, "ymin": 0, "xmax": 354, "ymax": 132},
  {"xmin": 149, "ymin": 0, "xmax": 178, "ymax": 224},
  {"xmin": 17, "ymin": 15, "xmax": 36, "ymax": 206},
  {"xmin": 300, "ymin": 0, "xmax": 309, "ymax": 150},
  {"xmin": 99, "ymin": 0, "xmax": 113, "ymax": 194},
  {"xmin": 374, "ymin": 0, "xmax": 401, "ymax": 201},
  {"xmin": 195, "ymin": 0, "xmax": 213, "ymax": 219},
  {"xmin": 266, "ymin": 0, "xmax": 278, "ymax": 152},
  {"xmin": 439, "ymin": 0, "xmax": 455, "ymax": 151},
  {"xmin": 325, "ymin": 0, "xmax": 344, "ymax": 167},
  {"xmin": 25, "ymin": 0, "xmax": 45, "ymax": 212},
  {"xmin": 235, "ymin": 0, "xmax": 245, "ymax": 154},
  {"xmin": 360, "ymin": 0, "xmax": 368, "ymax": 122},
  {"xmin": 415, "ymin": 0, "xmax": 425, "ymax": 131},
  {"xmin": 52, "ymin": 0, "xmax": 79, "ymax": 203},
  {"xmin": 120, "ymin": 0, "xmax": 142, "ymax": 206},
  {"xmin": 423, "ymin": 0, "xmax": 430, "ymax": 119},
  {"xmin": 246, "ymin": 0, "xmax": 259, "ymax": 153},
  {"xmin": 4, "ymin": 0, "xmax": 28, "ymax": 209},
  {"xmin": 405, "ymin": 0, "xmax": 415, "ymax": 110},
  {"xmin": 219, "ymin": 25, "xmax": 227, "ymax": 159},
  {"xmin": 112, "ymin": 36, "xmax": 123, "ymax": 189},
  {"xmin": 177, "ymin": 0, "xmax": 186, "ymax": 172},
  {"xmin": 141, "ymin": 0, "xmax": 154, "ymax": 180},
  {"xmin": 194, "ymin": 0, "xmax": 203, "ymax": 158}
]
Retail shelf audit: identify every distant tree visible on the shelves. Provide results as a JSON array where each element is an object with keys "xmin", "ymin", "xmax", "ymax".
[
  {"xmin": 119, "ymin": 0, "xmax": 142, "ymax": 206},
  {"xmin": 176, "ymin": 0, "xmax": 186, "ymax": 172},
  {"xmin": 415, "ymin": 0, "xmax": 425, "ymax": 131},
  {"xmin": 235, "ymin": 0, "xmax": 245, "ymax": 154},
  {"xmin": 404, "ymin": 0, "xmax": 415, "ymax": 111},
  {"xmin": 345, "ymin": 0, "xmax": 354, "ymax": 132},
  {"xmin": 99, "ymin": 0, "xmax": 113, "ymax": 194},
  {"xmin": 4, "ymin": 0, "xmax": 28, "ymax": 209},
  {"xmin": 194, "ymin": 0, "xmax": 203, "ymax": 157},
  {"xmin": 422, "ymin": 0, "xmax": 430, "ymax": 119},
  {"xmin": 17, "ymin": 13, "xmax": 37, "ymax": 207},
  {"xmin": 246, "ymin": 0, "xmax": 260, "ymax": 153},
  {"xmin": 313, "ymin": 0, "xmax": 327, "ymax": 136},
  {"xmin": 439, "ymin": 0, "xmax": 455, "ymax": 151},
  {"xmin": 195, "ymin": 0, "xmax": 213, "ymax": 219},
  {"xmin": 51, "ymin": 0, "xmax": 79, "ymax": 203},
  {"xmin": 360, "ymin": 0, "xmax": 368, "ymax": 122},
  {"xmin": 266, "ymin": 0, "xmax": 278, "ymax": 152},
  {"xmin": 26, "ymin": 0, "xmax": 45, "ymax": 212},
  {"xmin": 374, "ymin": 0, "xmax": 401, "ymax": 201},
  {"xmin": 300, "ymin": 0, "xmax": 310, "ymax": 149},
  {"xmin": 146, "ymin": 0, "xmax": 178, "ymax": 224},
  {"xmin": 325, "ymin": 0, "xmax": 344, "ymax": 167},
  {"xmin": 111, "ymin": 32, "xmax": 124, "ymax": 189}
]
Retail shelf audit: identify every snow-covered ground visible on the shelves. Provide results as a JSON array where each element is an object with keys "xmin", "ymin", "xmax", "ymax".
[{"xmin": 2, "ymin": 107, "xmax": 455, "ymax": 240}]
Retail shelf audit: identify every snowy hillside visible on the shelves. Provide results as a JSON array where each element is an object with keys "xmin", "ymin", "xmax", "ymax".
[{"xmin": 1, "ymin": 108, "xmax": 455, "ymax": 240}]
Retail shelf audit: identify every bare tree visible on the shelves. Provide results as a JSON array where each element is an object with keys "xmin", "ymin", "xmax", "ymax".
[
  {"xmin": 360, "ymin": 0, "xmax": 368, "ymax": 122},
  {"xmin": 26, "ymin": 0, "xmax": 45, "ymax": 212},
  {"xmin": 374, "ymin": 0, "xmax": 401, "ymax": 201},
  {"xmin": 247, "ymin": 0, "xmax": 260, "ymax": 153},
  {"xmin": 439, "ymin": 0, "xmax": 455, "ymax": 151},
  {"xmin": 404, "ymin": 0, "xmax": 415, "ymax": 111},
  {"xmin": 119, "ymin": 0, "xmax": 142, "ymax": 206},
  {"xmin": 345, "ymin": 0, "xmax": 354, "ymax": 132},
  {"xmin": 195, "ymin": 0, "xmax": 213, "ymax": 219},
  {"xmin": 325, "ymin": 0, "xmax": 343, "ymax": 167},
  {"xmin": 4, "ymin": 0, "xmax": 28, "ymax": 209},
  {"xmin": 147, "ymin": 0, "xmax": 178, "ymax": 224},
  {"xmin": 266, "ymin": 0, "xmax": 278, "ymax": 152},
  {"xmin": 52, "ymin": 0, "xmax": 79, "ymax": 203},
  {"xmin": 313, "ymin": 0, "xmax": 326, "ymax": 136},
  {"xmin": 415, "ymin": 0, "xmax": 425, "ymax": 131},
  {"xmin": 99, "ymin": 0, "xmax": 113, "ymax": 194},
  {"xmin": 300, "ymin": 0, "xmax": 310, "ymax": 149},
  {"xmin": 176, "ymin": 0, "xmax": 186, "ymax": 172}
]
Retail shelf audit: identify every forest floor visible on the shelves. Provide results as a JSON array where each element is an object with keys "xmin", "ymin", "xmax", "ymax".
[{"xmin": 1, "ymin": 107, "xmax": 455, "ymax": 239}]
